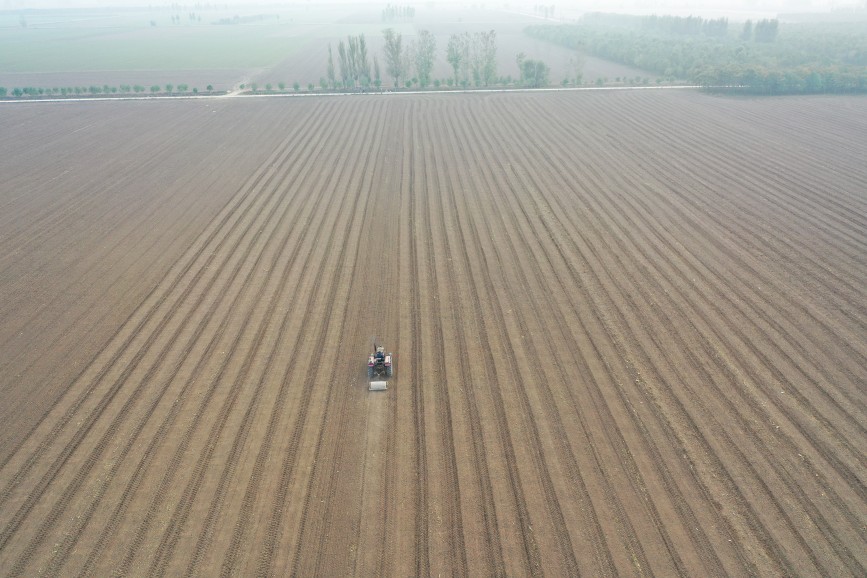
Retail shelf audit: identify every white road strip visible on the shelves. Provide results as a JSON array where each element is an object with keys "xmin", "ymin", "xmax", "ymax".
[{"xmin": 0, "ymin": 85, "xmax": 704, "ymax": 105}]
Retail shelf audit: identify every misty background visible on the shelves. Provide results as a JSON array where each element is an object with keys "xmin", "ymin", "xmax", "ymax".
[
  {"xmin": 1, "ymin": 0, "xmax": 864, "ymax": 17},
  {"xmin": 2, "ymin": 0, "xmax": 866, "ymax": 97}
]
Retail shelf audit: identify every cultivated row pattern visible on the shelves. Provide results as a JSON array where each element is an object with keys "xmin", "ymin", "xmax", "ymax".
[{"xmin": 0, "ymin": 92, "xmax": 864, "ymax": 576}]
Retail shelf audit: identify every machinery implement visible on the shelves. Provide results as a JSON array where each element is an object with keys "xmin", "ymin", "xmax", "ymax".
[{"xmin": 368, "ymin": 343, "xmax": 392, "ymax": 391}]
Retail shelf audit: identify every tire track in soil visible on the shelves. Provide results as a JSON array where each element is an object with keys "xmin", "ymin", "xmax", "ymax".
[
  {"xmin": 495, "ymin": 93, "xmax": 769, "ymax": 574},
  {"xmin": 350, "ymin": 285, "xmax": 400, "ymax": 574},
  {"xmin": 438, "ymin": 104, "xmax": 544, "ymax": 578},
  {"xmin": 8, "ymin": 103, "xmax": 335, "ymax": 577},
  {"xmin": 376, "ymin": 101, "xmax": 415, "ymax": 578},
  {"xmin": 650, "ymin": 93, "xmax": 866, "ymax": 255},
  {"xmin": 496, "ymin": 164, "xmax": 738, "ymax": 577},
  {"xmin": 0, "ymin": 113, "xmax": 264, "ymax": 367},
  {"xmin": 0, "ymin": 108, "xmax": 230, "ymax": 314},
  {"xmin": 476, "ymin": 100, "xmax": 712, "ymax": 575},
  {"xmin": 365, "ymin": 105, "xmax": 402, "ymax": 578},
  {"xmin": 279, "ymin": 103, "xmax": 383, "ymax": 577},
  {"xmin": 625, "ymin": 93, "xmax": 867, "ymax": 254},
  {"xmin": 7, "ymin": 109, "xmax": 318, "ymax": 486},
  {"xmin": 0, "ymin": 122, "xmax": 256, "ymax": 460},
  {"xmin": 413, "ymin": 103, "xmax": 469, "ymax": 577},
  {"xmin": 141, "ymin": 104, "xmax": 351, "ymax": 577},
  {"xmin": 349, "ymin": 100, "xmax": 402, "ymax": 578},
  {"xmin": 4, "ymin": 92, "xmax": 865, "ymax": 577},
  {"xmin": 619, "ymin": 178, "xmax": 867, "ymax": 482},
  {"xmin": 492, "ymin": 98, "xmax": 759, "ymax": 576},
  {"xmin": 477, "ymin": 98, "xmax": 711, "ymax": 576},
  {"xmin": 0, "ymin": 106, "xmax": 158, "ymax": 253},
  {"xmin": 429, "ymin": 103, "xmax": 506, "ymax": 577},
  {"xmin": 374, "ymin": 381, "xmax": 398, "ymax": 578},
  {"xmin": 575, "ymin": 95, "xmax": 867, "ymax": 450},
  {"xmin": 619, "ymin": 96, "xmax": 867, "ymax": 320},
  {"xmin": 406, "ymin": 101, "xmax": 431, "ymax": 578},
  {"xmin": 253, "ymin": 99, "xmax": 382, "ymax": 577},
  {"xmin": 69, "ymin": 101, "xmax": 340, "ymax": 578},
  {"xmin": 454, "ymin": 105, "xmax": 589, "ymax": 577},
  {"xmin": 201, "ymin": 105, "xmax": 355, "ymax": 576},
  {"xmin": 516, "ymin": 93, "xmax": 849, "ymax": 574},
  {"xmin": 559, "ymin": 96, "xmax": 867, "ymax": 500},
  {"xmin": 542, "ymin": 93, "xmax": 867, "ymax": 458},
  {"xmin": 577, "ymin": 146, "xmax": 867, "ymax": 571},
  {"xmin": 0, "ymin": 104, "xmax": 314, "ymax": 488},
  {"xmin": 294, "ymin": 101, "xmax": 394, "ymax": 576},
  {"xmin": 0, "ymin": 112, "xmax": 312, "ymax": 563}
]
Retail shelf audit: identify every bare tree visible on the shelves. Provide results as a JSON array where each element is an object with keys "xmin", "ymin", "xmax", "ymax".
[
  {"xmin": 568, "ymin": 54, "xmax": 585, "ymax": 85},
  {"xmin": 348, "ymin": 35, "xmax": 359, "ymax": 86},
  {"xmin": 337, "ymin": 40, "xmax": 350, "ymax": 88},
  {"xmin": 447, "ymin": 33, "xmax": 465, "ymax": 86},
  {"xmin": 383, "ymin": 28, "xmax": 404, "ymax": 87},
  {"xmin": 522, "ymin": 58, "xmax": 549, "ymax": 87},
  {"xmin": 358, "ymin": 34, "xmax": 371, "ymax": 86},
  {"xmin": 414, "ymin": 30, "xmax": 436, "ymax": 87},
  {"xmin": 480, "ymin": 30, "xmax": 497, "ymax": 86},
  {"xmin": 374, "ymin": 55, "xmax": 382, "ymax": 88},
  {"xmin": 402, "ymin": 42, "xmax": 414, "ymax": 86},
  {"xmin": 462, "ymin": 32, "xmax": 497, "ymax": 87},
  {"xmin": 469, "ymin": 33, "xmax": 487, "ymax": 86},
  {"xmin": 516, "ymin": 52, "xmax": 526, "ymax": 84},
  {"xmin": 327, "ymin": 43, "xmax": 336, "ymax": 89}
]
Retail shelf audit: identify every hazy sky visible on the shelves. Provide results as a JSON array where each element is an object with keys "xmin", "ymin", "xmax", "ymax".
[
  {"xmin": 0, "ymin": 0, "xmax": 849, "ymax": 10},
  {"xmin": 1, "ymin": 0, "xmax": 858, "ymax": 18}
]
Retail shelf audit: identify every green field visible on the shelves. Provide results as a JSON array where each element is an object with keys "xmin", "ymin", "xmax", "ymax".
[
  {"xmin": 0, "ymin": 6, "xmax": 393, "ymax": 73},
  {"xmin": 1, "ymin": 26, "xmax": 314, "ymax": 72},
  {"xmin": 0, "ymin": 5, "xmax": 554, "ymax": 92}
]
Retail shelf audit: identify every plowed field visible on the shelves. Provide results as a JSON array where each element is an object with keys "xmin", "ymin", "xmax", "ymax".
[{"xmin": 1, "ymin": 91, "xmax": 865, "ymax": 577}]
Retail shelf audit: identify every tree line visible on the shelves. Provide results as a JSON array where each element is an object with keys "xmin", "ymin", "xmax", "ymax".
[
  {"xmin": 324, "ymin": 29, "xmax": 523, "ymax": 90},
  {"xmin": 515, "ymin": 53, "xmax": 550, "ymax": 87},
  {"xmin": 640, "ymin": 15, "xmax": 730, "ymax": 37},
  {"xmin": 446, "ymin": 31, "xmax": 497, "ymax": 87},
  {"xmin": 382, "ymin": 4, "xmax": 415, "ymax": 21},
  {"xmin": 329, "ymin": 34, "xmax": 373, "ymax": 88},
  {"xmin": 0, "ymin": 84, "xmax": 215, "ymax": 98},
  {"xmin": 534, "ymin": 4, "xmax": 556, "ymax": 19},
  {"xmin": 582, "ymin": 12, "xmax": 766, "ymax": 40},
  {"xmin": 525, "ymin": 17, "xmax": 867, "ymax": 94},
  {"xmin": 743, "ymin": 19, "xmax": 780, "ymax": 42}
]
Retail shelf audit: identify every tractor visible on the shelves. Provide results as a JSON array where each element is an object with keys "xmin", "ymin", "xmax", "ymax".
[{"xmin": 368, "ymin": 343, "xmax": 392, "ymax": 391}]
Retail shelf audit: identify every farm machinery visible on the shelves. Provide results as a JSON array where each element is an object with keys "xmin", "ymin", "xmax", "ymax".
[{"xmin": 368, "ymin": 343, "xmax": 392, "ymax": 391}]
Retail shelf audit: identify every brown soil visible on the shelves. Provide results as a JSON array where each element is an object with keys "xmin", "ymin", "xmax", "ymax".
[{"xmin": 0, "ymin": 91, "xmax": 864, "ymax": 576}]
